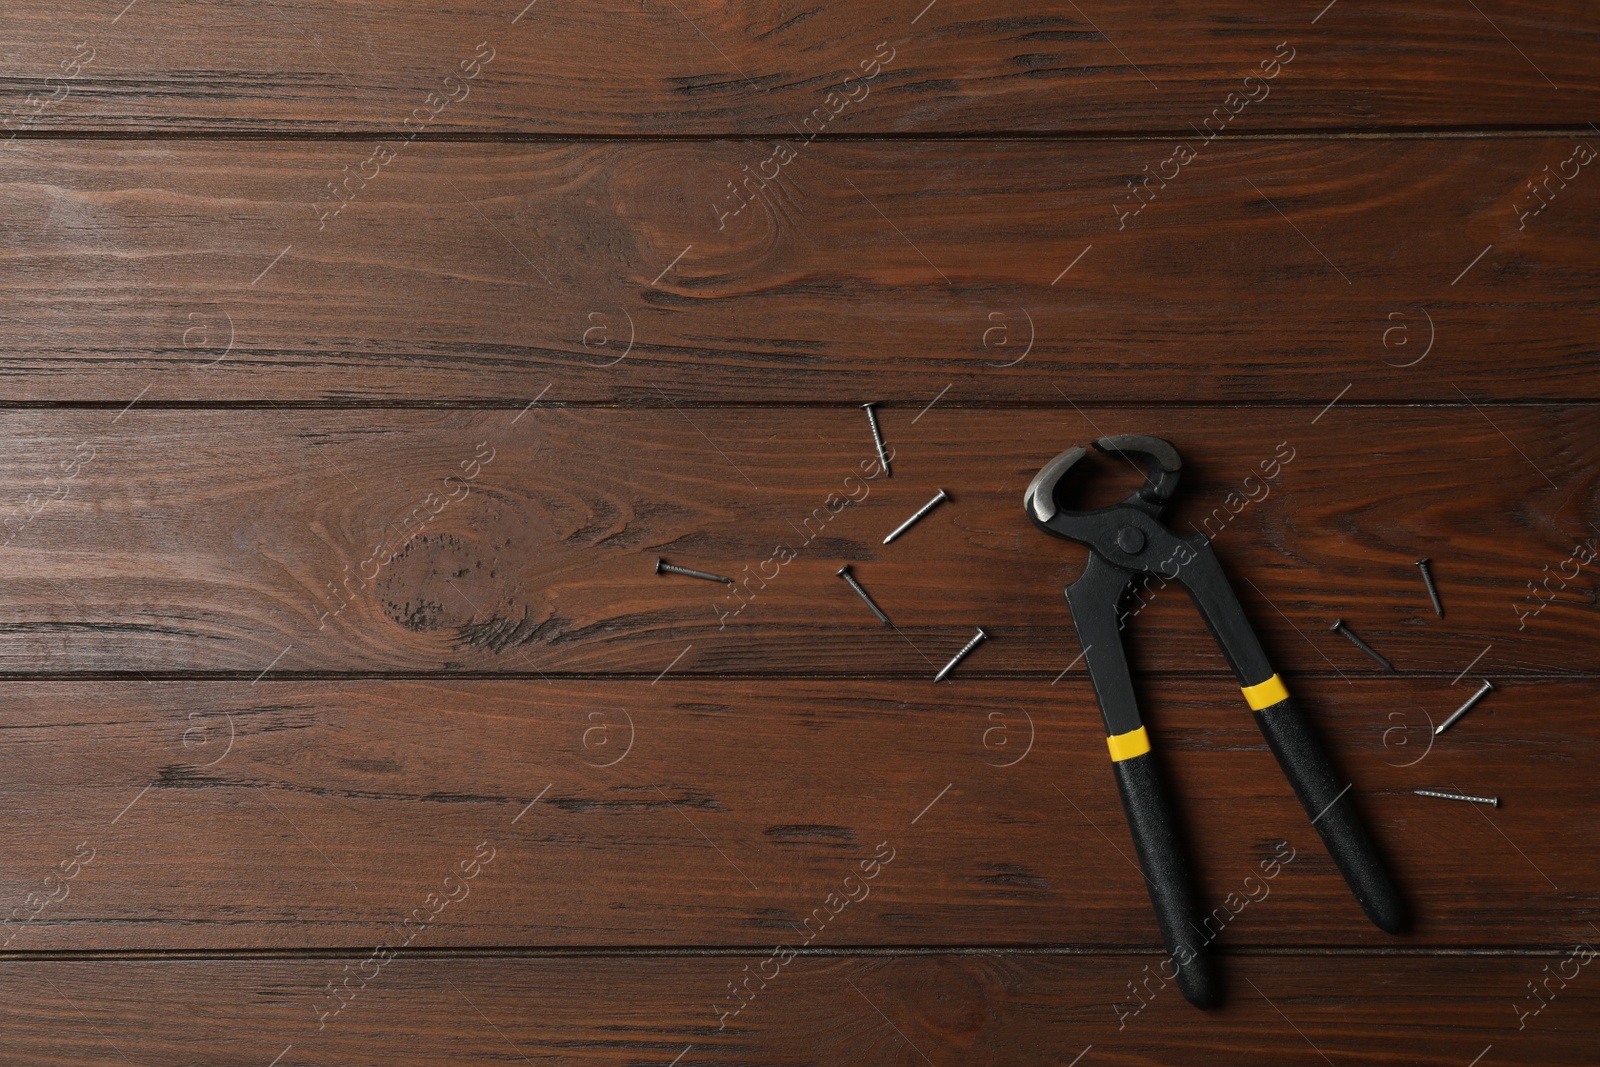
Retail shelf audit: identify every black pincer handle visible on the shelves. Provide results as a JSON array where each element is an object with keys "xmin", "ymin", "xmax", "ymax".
[
  {"xmin": 1244, "ymin": 677, "xmax": 1409, "ymax": 934},
  {"xmin": 1108, "ymin": 727, "xmax": 1223, "ymax": 1009}
]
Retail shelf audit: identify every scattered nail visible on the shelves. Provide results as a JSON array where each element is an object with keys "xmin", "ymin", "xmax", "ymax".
[
  {"xmin": 861, "ymin": 402, "xmax": 891, "ymax": 477},
  {"xmin": 655, "ymin": 558, "xmax": 733, "ymax": 584},
  {"xmin": 1415, "ymin": 558, "xmax": 1444, "ymax": 618},
  {"xmin": 883, "ymin": 489, "xmax": 949, "ymax": 545},
  {"xmin": 1329, "ymin": 618, "xmax": 1395, "ymax": 672},
  {"xmin": 1414, "ymin": 788, "xmax": 1498, "ymax": 808},
  {"xmin": 836, "ymin": 564, "xmax": 891, "ymax": 627},
  {"xmin": 1435, "ymin": 679, "xmax": 1493, "ymax": 736},
  {"xmin": 934, "ymin": 627, "xmax": 987, "ymax": 683}
]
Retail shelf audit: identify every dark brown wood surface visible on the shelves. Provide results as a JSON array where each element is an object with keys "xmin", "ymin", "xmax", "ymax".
[
  {"xmin": 0, "ymin": 407, "xmax": 1589, "ymax": 674},
  {"xmin": 2, "ymin": 0, "xmax": 1597, "ymax": 1061},
  {"xmin": 2, "ymin": 955, "xmax": 1593, "ymax": 1066},
  {"xmin": 0, "ymin": 138, "xmax": 1595, "ymax": 402},
  {"xmin": 1, "ymin": 1, "xmax": 1596, "ymax": 134},
  {"xmin": 0, "ymin": 678, "xmax": 1589, "ymax": 950}
]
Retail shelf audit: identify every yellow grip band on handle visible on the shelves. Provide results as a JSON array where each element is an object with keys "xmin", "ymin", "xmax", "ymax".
[
  {"xmin": 1242, "ymin": 673, "xmax": 1289, "ymax": 711},
  {"xmin": 1106, "ymin": 726, "xmax": 1151, "ymax": 762}
]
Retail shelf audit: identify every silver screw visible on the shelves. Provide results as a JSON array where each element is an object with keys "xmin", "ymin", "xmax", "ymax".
[
  {"xmin": 836, "ymin": 565, "xmax": 891, "ymax": 627},
  {"xmin": 934, "ymin": 627, "xmax": 988, "ymax": 683},
  {"xmin": 861, "ymin": 402, "xmax": 891, "ymax": 477},
  {"xmin": 655, "ymin": 558, "xmax": 733, "ymax": 584},
  {"xmin": 1329, "ymin": 618, "xmax": 1395, "ymax": 672},
  {"xmin": 1435, "ymin": 679, "xmax": 1493, "ymax": 736},
  {"xmin": 1414, "ymin": 788, "xmax": 1498, "ymax": 808},
  {"xmin": 1415, "ymin": 558, "xmax": 1444, "ymax": 618},
  {"xmin": 883, "ymin": 489, "xmax": 949, "ymax": 544}
]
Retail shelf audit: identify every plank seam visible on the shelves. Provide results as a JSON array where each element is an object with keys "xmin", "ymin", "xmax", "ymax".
[
  {"xmin": 2, "ymin": 126, "xmax": 1599, "ymax": 143},
  {"xmin": 0, "ymin": 945, "xmax": 1580, "ymax": 962},
  {"xmin": 0, "ymin": 671, "xmax": 1590, "ymax": 682}
]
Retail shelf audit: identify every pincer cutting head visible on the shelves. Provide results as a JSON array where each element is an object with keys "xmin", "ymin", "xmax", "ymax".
[{"xmin": 1024, "ymin": 434, "xmax": 1183, "ymax": 537}]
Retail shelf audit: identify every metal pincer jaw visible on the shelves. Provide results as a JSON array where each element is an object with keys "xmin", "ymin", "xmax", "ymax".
[
  {"xmin": 1024, "ymin": 434, "xmax": 1184, "ymax": 532},
  {"xmin": 1023, "ymin": 445, "xmax": 1088, "ymax": 525}
]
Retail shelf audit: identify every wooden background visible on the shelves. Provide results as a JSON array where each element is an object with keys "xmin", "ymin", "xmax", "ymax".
[{"xmin": 0, "ymin": 1, "xmax": 1596, "ymax": 1063}]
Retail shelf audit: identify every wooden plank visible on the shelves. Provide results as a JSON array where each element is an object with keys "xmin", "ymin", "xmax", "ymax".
[
  {"xmin": 0, "ymin": 406, "xmax": 1590, "ymax": 676},
  {"xmin": 0, "ymin": 137, "xmax": 1596, "ymax": 402},
  {"xmin": 2, "ymin": 954, "xmax": 1594, "ymax": 1064},
  {"xmin": 0, "ymin": 677, "xmax": 1589, "ymax": 950},
  {"xmin": 2, "ymin": 2, "xmax": 1597, "ymax": 134}
]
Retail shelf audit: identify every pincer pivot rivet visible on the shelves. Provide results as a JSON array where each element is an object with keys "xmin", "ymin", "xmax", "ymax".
[{"xmin": 1116, "ymin": 527, "xmax": 1146, "ymax": 553}]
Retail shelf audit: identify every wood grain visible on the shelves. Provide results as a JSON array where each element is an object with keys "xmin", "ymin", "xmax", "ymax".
[
  {"xmin": 0, "ymin": 677, "xmax": 1588, "ymax": 950},
  {"xmin": 1, "ymin": 1, "xmax": 1596, "ymax": 134},
  {"xmin": 4, "ymin": 2, "xmax": 1597, "ymax": 1056},
  {"xmin": 2, "ymin": 954, "xmax": 1594, "ymax": 1065},
  {"xmin": 0, "ymin": 406, "xmax": 1590, "ymax": 676},
  {"xmin": 0, "ymin": 138, "xmax": 1595, "ymax": 402}
]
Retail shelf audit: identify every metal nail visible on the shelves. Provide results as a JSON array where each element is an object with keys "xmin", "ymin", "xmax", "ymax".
[
  {"xmin": 1414, "ymin": 788, "xmax": 1498, "ymax": 808},
  {"xmin": 1435, "ymin": 679, "xmax": 1493, "ymax": 736},
  {"xmin": 836, "ymin": 565, "xmax": 891, "ymax": 627},
  {"xmin": 883, "ymin": 489, "xmax": 949, "ymax": 544},
  {"xmin": 655, "ymin": 558, "xmax": 733, "ymax": 584},
  {"xmin": 1329, "ymin": 618, "xmax": 1395, "ymax": 672},
  {"xmin": 934, "ymin": 627, "xmax": 988, "ymax": 683},
  {"xmin": 1415, "ymin": 558, "xmax": 1444, "ymax": 618},
  {"xmin": 861, "ymin": 402, "xmax": 891, "ymax": 477}
]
